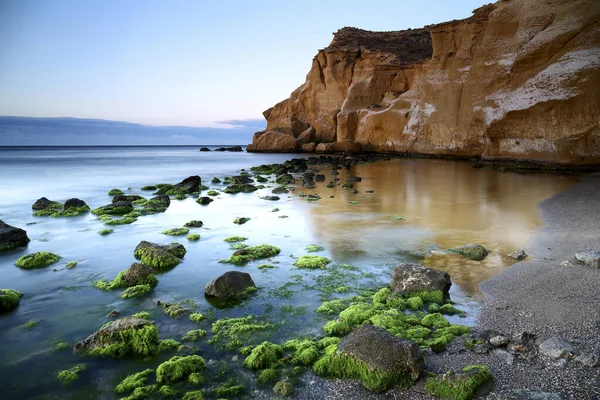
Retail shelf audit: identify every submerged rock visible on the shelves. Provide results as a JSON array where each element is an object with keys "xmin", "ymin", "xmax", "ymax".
[
  {"xmin": 0, "ymin": 289, "xmax": 23, "ymax": 313},
  {"xmin": 74, "ymin": 317, "xmax": 160, "ymax": 357},
  {"xmin": 391, "ymin": 263, "xmax": 451, "ymax": 295},
  {"xmin": 0, "ymin": 220, "xmax": 30, "ymax": 252},
  {"xmin": 175, "ymin": 176, "xmax": 202, "ymax": 193},
  {"xmin": 448, "ymin": 244, "xmax": 490, "ymax": 261},
  {"xmin": 199, "ymin": 147, "xmax": 211, "ymax": 151},
  {"xmin": 574, "ymin": 251, "xmax": 600, "ymax": 268},
  {"xmin": 205, "ymin": 271, "xmax": 256, "ymax": 298}
]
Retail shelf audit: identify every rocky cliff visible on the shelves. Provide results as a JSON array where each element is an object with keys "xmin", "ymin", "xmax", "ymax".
[{"xmin": 247, "ymin": 0, "xmax": 600, "ymax": 167}]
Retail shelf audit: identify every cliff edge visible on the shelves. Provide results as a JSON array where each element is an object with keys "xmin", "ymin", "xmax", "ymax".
[{"xmin": 247, "ymin": 0, "xmax": 600, "ymax": 167}]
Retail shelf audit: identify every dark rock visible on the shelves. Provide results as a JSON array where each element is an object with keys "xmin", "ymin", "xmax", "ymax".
[
  {"xmin": 485, "ymin": 389, "xmax": 562, "ymax": 400},
  {"xmin": 0, "ymin": 220, "xmax": 30, "ymax": 252},
  {"xmin": 64, "ymin": 198, "xmax": 88, "ymax": 210},
  {"xmin": 262, "ymin": 196, "xmax": 280, "ymax": 201},
  {"xmin": 199, "ymin": 147, "xmax": 211, "ymax": 152},
  {"xmin": 272, "ymin": 187, "xmax": 289, "ymax": 194},
  {"xmin": 232, "ymin": 175, "xmax": 254, "ymax": 185},
  {"xmin": 227, "ymin": 146, "xmax": 243, "ymax": 152},
  {"xmin": 74, "ymin": 317, "xmax": 157, "ymax": 355},
  {"xmin": 175, "ymin": 176, "xmax": 201, "ymax": 193},
  {"xmin": 338, "ymin": 324, "xmax": 424, "ymax": 381},
  {"xmin": 538, "ymin": 337, "xmax": 575, "ymax": 359},
  {"xmin": 204, "ymin": 271, "xmax": 256, "ymax": 298},
  {"xmin": 223, "ymin": 184, "xmax": 258, "ymax": 194},
  {"xmin": 184, "ymin": 220, "xmax": 203, "ymax": 228},
  {"xmin": 112, "ymin": 194, "xmax": 144, "ymax": 203},
  {"xmin": 276, "ymin": 173, "xmax": 295, "ymax": 185},
  {"xmin": 93, "ymin": 201, "xmax": 134, "ymax": 216},
  {"xmin": 473, "ymin": 343, "xmax": 491, "ymax": 354},
  {"xmin": 197, "ymin": 197, "xmax": 213, "ymax": 205},
  {"xmin": 348, "ymin": 176, "xmax": 362, "ymax": 182},
  {"xmin": 214, "ymin": 147, "xmax": 226, "ymax": 151},
  {"xmin": 574, "ymin": 251, "xmax": 600, "ymax": 268},
  {"xmin": 151, "ymin": 195, "xmax": 170, "ymax": 206},
  {"xmin": 391, "ymin": 263, "xmax": 451, "ymax": 295},
  {"xmin": 107, "ymin": 310, "xmax": 119, "ymax": 318},
  {"xmin": 508, "ymin": 249, "xmax": 528, "ymax": 260},
  {"xmin": 32, "ymin": 197, "xmax": 59, "ymax": 210},
  {"xmin": 448, "ymin": 244, "xmax": 490, "ymax": 260},
  {"xmin": 315, "ymin": 174, "xmax": 326, "ymax": 182}
]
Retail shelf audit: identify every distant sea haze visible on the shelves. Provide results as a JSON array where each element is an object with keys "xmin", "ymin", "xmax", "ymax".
[{"xmin": 0, "ymin": 116, "xmax": 265, "ymax": 146}]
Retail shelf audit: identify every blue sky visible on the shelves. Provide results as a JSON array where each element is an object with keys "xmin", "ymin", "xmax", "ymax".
[{"xmin": 0, "ymin": 0, "xmax": 486, "ymax": 128}]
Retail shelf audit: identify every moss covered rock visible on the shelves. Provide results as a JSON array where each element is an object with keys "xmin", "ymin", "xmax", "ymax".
[
  {"xmin": 221, "ymin": 244, "xmax": 280, "ymax": 266},
  {"xmin": 134, "ymin": 241, "xmax": 186, "ymax": 272},
  {"xmin": 15, "ymin": 252, "xmax": 60, "ymax": 269},
  {"xmin": 184, "ymin": 220, "xmax": 203, "ymax": 228},
  {"xmin": 57, "ymin": 364, "xmax": 86, "ymax": 385},
  {"xmin": 92, "ymin": 201, "xmax": 134, "ymax": 216},
  {"xmin": 115, "ymin": 368, "xmax": 154, "ymax": 393},
  {"xmin": 273, "ymin": 379, "xmax": 294, "ymax": 396},
  {"xmin": 0, "ymin": 289, "xmax": 23, "ymax": 312},
  {"xmin": 156, "ymin": 355, "xmax": 206, "ymax": 384},
  {"xmin": 74, "ymin": 317, "xmax": 161, "ymax": 358},
  {"xmin": 162, "ymin": 227, "xmax": 190, "ymax": 236},
  {"xmin": 243, "ymin": 341, "xmax": 283, "ymax": 370},
  {"xmin": 425, "ymin": 365, "xmax": 493, "ymax": 400},
  {"xmin": 0, "ymin": 220, "xmax": 30, "ymax": 252},
  {"xmin": 447, "ymin": 244, "xmax": 490, "ymax": 261},
  {"xmin": 293, "ymin": 255, "xmax": 331, "ymax": 269}
]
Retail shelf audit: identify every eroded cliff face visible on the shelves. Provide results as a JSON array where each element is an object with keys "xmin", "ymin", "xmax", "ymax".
[{"xmin": 247, "ymin": 0, "xmax": 600, "ymax": 166}]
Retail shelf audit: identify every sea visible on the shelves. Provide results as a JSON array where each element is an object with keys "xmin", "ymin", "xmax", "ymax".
[{"xmin": 0, "ymin": 145, "xmax": 576, "ymax": 399}]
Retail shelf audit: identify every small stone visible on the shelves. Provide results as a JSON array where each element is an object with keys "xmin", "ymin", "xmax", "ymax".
[
  {"xmin": 492, "ymin": 349, "xmax": 514, "ymax": 365},
  {"xmin": 232, "ymin": 355, "xmax": 239, "ymax": 362},
  {"xmin": 508, "ymin": 249, "xmax": 527, "ymax": 260},
  {"xmin": 538, "ymin": 337, "xmax": 575, "ymax": 359},
  {"xmin": 560, "ymin": 261, "xmax": 574, "ymax": 267},
  {"xmin": 575, "ymin": 352, "xmax": 600, "ymax": 367},
  {"xmin": 490, "ymin": 335, "xmax": 510, "ymax": 347},
  {"xmin": 574, "ymin": 251, "xmax": 600, "ymax": 268}
]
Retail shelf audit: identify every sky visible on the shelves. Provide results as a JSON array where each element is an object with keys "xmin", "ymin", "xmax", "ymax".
[{"xmin": 0, "ymin": 0, "xmax": 487, "ymax": 128}]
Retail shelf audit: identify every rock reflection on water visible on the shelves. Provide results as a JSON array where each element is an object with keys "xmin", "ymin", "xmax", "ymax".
[{"xmin": 297, "ymin": 159, "xmax": 576, "ymax": 296}]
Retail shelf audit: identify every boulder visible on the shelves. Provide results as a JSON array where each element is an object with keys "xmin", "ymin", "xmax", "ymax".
[
  {"xmin": 508, "ymin": 249, "xmax": 528, "ymax": 260},
  {"xmin": 112, "ymin": 194, "xmax": 144, "ymax": 203},
  {"xmin": 246, "ymin": 131, "xmax": 298, "ymax": 153},
  {"xmin": 391, "ymin": 263, "xmax": 451, "ymax": 295},
  {"xmin": 315, "ymin": 143, "xmax": 333, "ymax": 153},
  {"xmin": 197, "ymin": 197, "xmax": 213, "ymax": 205},
  {"xmin": 574, "ymin": 251, "xmax": 600, "ymax": 268},
  {"xmin": 0, "ymin": 220, "xmax": 30, "ymax": 252},
  {"xmin": 64, "ymin": 198, "xmax": 88, "ymax": 210},
  {"xmin": 31, "ymin": 197, "xmax": 60, "ymax": 210},
  {"xmin": 122, "ymin": 263, "xmax": 156, "ymax": 287},
  {"xmin": 338, "ymin": 324, "xmax": 424, "ymax": 381},
  {"xmin": 204, "ymin": 271, "xmax": 256, "ymax": 298},
  {"xmin": 296, "ymin": 127, "xmax": 315, "ymax": 146},
  {"xmin": 0, "ymin": 289, "xmax": 23, "ymax": 313},
  {"xmin": 74, "ymin": 317, "xmax": 159, "ymax": 356},
  {"xmin": 538, "ymin": 337, "xmax": 575, "ymax": 359},
  {"xmin": 301, "ymin": 143, "xmax": 317, "ymax": 153},
  {"xmin": 199, "ymin": 147, "xmax": 211, "ymax": 151},
  {"xmin": 151, "ymin": 195, "xmax": 171, "ymax": 206},
  {"xmin": 175, "ymin": 176, "xmax": 201, "ymax": 193},
  {"xmin": 448, "ymin": 244, "xmax": 490, "ymax": 261}
]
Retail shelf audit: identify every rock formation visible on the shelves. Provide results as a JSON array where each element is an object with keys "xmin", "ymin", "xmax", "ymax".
[{"xmin": 247, "ymin": 0, "xmax": 600, "ymax": 167}]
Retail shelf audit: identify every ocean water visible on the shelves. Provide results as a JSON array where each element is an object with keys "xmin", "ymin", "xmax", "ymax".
[{"xmin": 0, "ymin": 146, "xmax": 576, "ymax": 399}]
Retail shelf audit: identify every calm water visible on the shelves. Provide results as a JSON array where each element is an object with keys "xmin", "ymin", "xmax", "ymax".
[{"xmin": 0, "ymin": 146, "xmax": 575, "ymax": 399}]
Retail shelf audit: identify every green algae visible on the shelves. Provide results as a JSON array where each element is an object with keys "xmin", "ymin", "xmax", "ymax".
[
  {"xmin": 115, "ymin": 368, "xmax": 154, "ymax": 394},
  {"xmin": 283, "ymin": 338, "xmax": 320, "ymax": 366},
  {"xmin": 439, "ymin": 303, "xmax": 465, "ymax": 316},
  {"xmin": 305, "ymin": 244, "xmax": 325, "ymax": 253},
  {"xmin": 86, "ymin": 324, "xmax": 161, "ymax": 358},
  {"xmin": 105, "ymin": 216, "xmax": 137, "ymax": 225},
  {"xmin": 57, "ymin": 364, "xmax": 86, "ymax": 385},
  {"xmin": 213, "ymin": 380, "xmax": 245, "ymax": 397},
  {"xmin": 207, "ymin": 190, "xmax": 219, "ymax": 196},
  {"xmin": 93, "ymin": 268, "xmax": 158, "ymax": 292},
  {"xmin": 408, "ymin": 290, "xmax": 445, "ymax": 304},
  {"xmin": 162, "ymin": 301, "xmax": 192, "ymax": 318},
  {"xmin": 187, "ymin": 233, "xmax": 201, "ymax": 241},
  {"xmin": 184, "ymin": 220, "xmax": 203, "ymax": 228},
  {"xmin": 37, "ymin": 205, "xmax": 91, "ymax": 218},
  {"xmin": 162, "ymin": 227, "xmax": 190, "ymax": 236},
  {"xmin": 182, "ymin": 329, "xmax": 207, "ymax": 342},
  {"xmin": 257, "ymin": 263, "xmax": 276, "ymax": 270},
  {"xmin": 23, "ymin": 320, "xmax": 40, "ymax": 330},
  {"xmin": 406, "ymin": 296, "xmax": 424, "ymax": 310},
  {"xmin": 221, "ymin": 244, "xmax": 281, "ymax": 266},
  {"xmin": 92, "ymin": 203, "xmax": 133, "ymax": 216},
  {"xmin": 465, "ymin": 339, "xmax": 483, "ymax": 350},
  {"xmin": 293, "ymin": 255, "xmax": 331, "ymax": 269},
  {"xmin": 188, "ymin": 372, "xmax": 204, "ymax": 386},
  {"xmin": 421, "ymin": 313, "xmax": 450, "ymax": 329},
  {"xmin": 132, "ymin": 311, "xmax": 152, "ymax": 320},
  {"xmin": 258, "ymin": 368, "xmax": 278, "ymax": 383},
  {"xmin": 121, "ymin": 284, "xmax": 153, "ymax": 299},
  {"xmin": 190, "ymin": 313, "xmax": 205, "ymax": 323},
  {"xmin": 183, "ymin": 390, "xmax": 204, "ymax": 400},
  {"xmin": 233, "ymin": 217, "xmax": 250, "ymax": 225},
  {"xmin": 174, "ymin": 193, "xmax": 188, "ymax": 200},
  {"xmin": 209, "ymin": 315, "xmax": 273, "ymax": 351},
  {"xmin": 0, "ymin": 289, "xmax": 23, "ymax": 312},
  {"xmin": 108, "ymin": 189, "xmax": 124, "ymax": 195},
  {"xmin": 133, "ymin": 242, "xmax": 185, "ymax": 272},
  {"xmin": 52, "ymin": 341, "xmax": 70, "ymax": 352},
  {"xmin": 141, "ymin": 185, "xmax": 157, "ymax": 190},
  {"xmin": 425, "ymin": 365, "xmax": 493, "ymax": 400},
  {"xmin": 157, "ymin": 385, "xmax": 178, "ymax": 397},
  {"xmin": 317, "ymin": 337, "xmax": 341, "ymax": 349},
  {"xmin": 158, "ymin": 339, "xmax": 181, "ymax": 352},
  {"xmin": 15, "ymin": 252, "xmax": 60, "ymax": 269},
  {"xmin": 66, "ymin": 261, "xmax": 78, "ymax": 269},
  {"xmin": 339, "ymin": 303, "xmax": 375, "ymax": 325},
  {"xmin": 156, "ymin": 355, "xmax": 206, "ymax": 384},
  {"xmin": 230, "ymin": 242, "xmax": 248, "ymax": 250},
  {"xmin": 224, "ymin": 236, "xmax": 248, "ymax": 243},
  {"xmin": 273, "ymin": 379, "xmax": 294, "ymax": 396},
  {"xmin": 313, "ymin": 348, "xmax": 412, "ymax": 392},
  {"xmin": 243, "ymin": 341, "xmax": 284, "ymax": 370},
  {"xmin": 392, "ymin": 215, "xmax": 406, "ymax": 221},
  {"xmin": 373, "ymin": 287, "xmax": 392, "ymax": 306}
]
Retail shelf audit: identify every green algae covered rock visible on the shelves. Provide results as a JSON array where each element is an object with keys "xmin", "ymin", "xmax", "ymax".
[
  {"xmin": 93, "ymin": 263, "xmax": 158, "ymax": 292},
  {"xmin": 183, "ymin": 390, "xmax": 205, "ymax": 400},
  {"xmin": 314, "ymin": 324, "xmax": 423, "ymax": 392},
  {"xmin": 156, "ymin": 355, "xmax": 206, "ymax": 384},
  {"xmin": 115, "ymin": 368, "xmax": 154, "ymax": 394},
  {"xmin": 74, "ymin": 317, "xmax": 161, "ymax": 358},
  {"xmin": 0, "ymin": 289, "xmax": 23, "ymax": 313},
  {"xmin": 15, "ymin": 252, "xmax": 60, "ymax": 269},
  {"xmin": 57, "ymin": 364, "xmax": 86, "ymax": 385},
  {"xmin": 133, "ymin": 241, "xmax": 186, "ymax": 272},
  {"xmin": 92, "ymin": 201, "xmax": 134, "ymax": 216},
  {"xmin": 243, "ymin": 341, "xmax": 283, "ymax": 370},
  {"xmin": 425, "ymin": 365, "xmax": 493, "ymax": 400},
  {"xmin": 273, "ymin": 379, "xmax": 294, "ymax": 396},
  {"xmin": 258, "ymin": 368, "xmax": 278, "ymax": 383},
  {"xmin": 221, "ymin": 244, "xmax": 280, "ymax": 266},
  {"xmin": 293, "ymin": 255, "xmax": 331, "ymax": 269},
  {"xmin": 447, "ymin": 244, "xmax": 490, "ymax": 261},
  {"xmin": 121, "ymin": 284, "xmax": 153, "ymax": 299},
  {"xmin": 162, "ymin": 227, "xmax": 190, "ymax": 236},
  {"xmin": 233, "ymin": 217, "xmax": 250, "ymax": 224}
]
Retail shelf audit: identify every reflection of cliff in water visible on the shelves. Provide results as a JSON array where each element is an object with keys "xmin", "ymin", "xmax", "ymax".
[{"xmin": 296, "ymin": 159, "xmax": 575, "ymax": 295}]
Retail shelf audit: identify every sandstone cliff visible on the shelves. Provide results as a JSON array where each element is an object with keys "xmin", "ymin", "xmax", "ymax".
[{"xmin": 247, "ymin": 0, "xmax": 600, "ymax": 167}]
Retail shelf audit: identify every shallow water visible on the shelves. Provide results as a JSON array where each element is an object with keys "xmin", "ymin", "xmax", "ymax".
[{"xmin": 0, "ymin": 146, "xmax": 575, "ymax": 399}]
